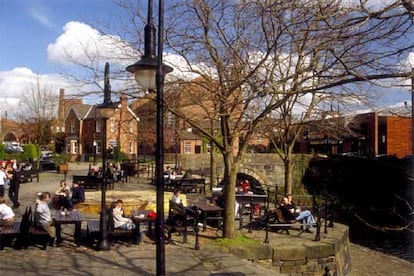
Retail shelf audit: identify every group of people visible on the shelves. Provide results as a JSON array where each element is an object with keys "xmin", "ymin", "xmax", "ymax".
[
  {"xmin": 277, "ymin": 195, "xmax": 315, "ymax": 232},
  {"xmin": 0, "ymin": 160, "xmax": 21, "ymax": 209},
  {"xmin": 52, "ymin": 180, "xmax": 85, "ymax": 210}
]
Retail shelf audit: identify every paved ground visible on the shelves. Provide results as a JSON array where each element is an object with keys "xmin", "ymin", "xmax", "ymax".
[{"xmin": 1, "ymin": 163, "xmax": 413, "ymax": 275}]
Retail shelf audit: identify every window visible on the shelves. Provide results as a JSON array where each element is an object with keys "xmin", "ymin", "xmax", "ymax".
[
  {"xmin": 129, "ymin": 141, "xmax": 134, "ymax": 154},
  {"xmin": 96, "ymin": 141, "xmax": 101, "ymax": 154},
  {"xmin": 96, "ymin": 121, "xmax": 101, "ymax": 133},
  {"xmin": 72, "ymin": 141, "xmax": 78, "ymax": 154},
  {"xmin": 110, "ymin": 118, "xmax": 115, "ymax": 133},
  {"xmin": 130, "ymin": 121, "xmax": 134, "ymax": 133},
  {"xmin": 70, "ymin": 120, "xmax": 75, "ymax": 133},
  {"xmin": 184, "ymin": 142, "xmax": 191, "ymax": 154}
]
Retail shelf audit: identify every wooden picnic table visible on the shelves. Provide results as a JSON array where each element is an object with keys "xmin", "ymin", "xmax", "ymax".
[
  {"xmin": 192, "ymin": 201, "xmax": 223, "ymax": 232},
  {"xmin": 131, "ymin": 210, "xmax": 156, "ymax": 243},
  {"xmin": 54, "ymin": 209, "xmax": 83, "ymax": 246}
]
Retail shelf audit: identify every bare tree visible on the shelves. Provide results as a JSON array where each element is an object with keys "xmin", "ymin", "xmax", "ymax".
[
  {"xmin": 161, "ymin": 0, "xmax": 414, "ymax": 238},
  {"xmin": 16, "ymin": 76, "xmax": 59, "ymax": 145},
  {"xmin": 55, "ymin": 0, "xmax": 413, "ymax": 239}
]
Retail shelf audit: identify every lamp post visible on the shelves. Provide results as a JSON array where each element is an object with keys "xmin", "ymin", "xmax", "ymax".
[
  {"xmin": 93, "ymin": 137, "xmax": 97, "ymax": 165},
  {"xmin": 126, "ymin": 0, "xmax": 172, "ymax": 275},
  {"xmin": 96, "ymin": 62, "xmax": 118, "ymax": 251}
]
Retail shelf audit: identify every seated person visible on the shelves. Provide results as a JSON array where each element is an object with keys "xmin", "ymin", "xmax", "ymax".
[
  {"xmin": 279, "ymin": 196, "xmax": 315, "ymax": 233},
  {"xmin": 0, "ymin": 197, "xmax": 15, "ymax": 226},
  {"xmin": 112, "ymin": 199, "xmax": 136, "ymax": 231},
  {"xmin": 171, "ymin": 187, "xmax": 182, "ymax": 204},
  {"xmin": 34, "ymin": 192, "xmax": 56, "ymax": 245},
  {"xmin": 70, "ymin": 181, "xmax": 85, "ymax": 206},
  {"xmin": 53, "ymin": 180, "xmax": 71, "ymax": 209},
  {"xmin": 21, "ymin": 162, "xmax": 32, "ymax": 171}
]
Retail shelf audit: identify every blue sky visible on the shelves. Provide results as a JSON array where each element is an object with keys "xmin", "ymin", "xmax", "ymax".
[
  {"xmin": 0, "ymin": 0, "xmax": 412, "ymax": 114},
  {"xmin": 0, "ymin": 0, "xmax": 122, "ymax": 73}
]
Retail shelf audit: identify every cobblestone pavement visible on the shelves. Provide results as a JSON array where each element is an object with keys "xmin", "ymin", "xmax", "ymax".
[{"xmin": 1, "ymin": 163, "xmax": 413, "ymax": 275}]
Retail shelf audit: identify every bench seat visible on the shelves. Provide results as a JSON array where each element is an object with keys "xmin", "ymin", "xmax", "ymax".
[{"xmin": 0, "ymin": 222, "xmax": 21, "ymax": 249}]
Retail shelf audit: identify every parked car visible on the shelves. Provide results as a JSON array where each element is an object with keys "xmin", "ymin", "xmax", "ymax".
[{"xmin": 5, "ymin": 142, "xmax": 24, "ymax": 153}]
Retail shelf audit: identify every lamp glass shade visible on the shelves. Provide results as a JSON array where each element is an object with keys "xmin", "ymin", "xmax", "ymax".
[{"xmin": 134, "ymin": 69, "xmax": 156, "ymax": 90}]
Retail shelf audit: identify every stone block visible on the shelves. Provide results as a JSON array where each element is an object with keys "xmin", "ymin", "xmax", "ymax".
[{"xmin": 273, "ymin": 245, "xmax": 306, "ymax": 262}]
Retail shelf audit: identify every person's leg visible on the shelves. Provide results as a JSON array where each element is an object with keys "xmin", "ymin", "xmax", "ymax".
[
  {"xmin": 14, "ymin": 182, "xmax": 20, "ymax": 206},
  {"xmin": 0, "ymin": 185, "xmax": 4, "ymax": 197},
  {"xmin": 8, "ymin": 183, "xmax": 15, "ymax": 204}
]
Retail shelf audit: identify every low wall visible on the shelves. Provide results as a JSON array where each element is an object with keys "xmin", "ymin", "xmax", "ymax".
[{"xmin": 212, "ymin": 223, "xmax": 351, "ymax": 276}]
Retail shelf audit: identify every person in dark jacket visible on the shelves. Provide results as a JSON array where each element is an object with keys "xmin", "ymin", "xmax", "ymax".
[
  {"xmin": 279, "ymin": 196, "xmax": 315, "ymax": 232},
  {"xmin": 70, "ymin": 181, "xmax": 85, "ymax": 207}
]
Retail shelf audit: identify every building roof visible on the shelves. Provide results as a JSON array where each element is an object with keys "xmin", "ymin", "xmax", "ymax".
[{"xmin": 65, "ymin": 104, "xmax": 93, "ymax": 120}]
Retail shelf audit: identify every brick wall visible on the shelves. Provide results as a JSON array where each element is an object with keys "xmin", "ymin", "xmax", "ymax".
[{"xmin": 386, "ymin": 117, "xmax": 412, "ymax": 158}]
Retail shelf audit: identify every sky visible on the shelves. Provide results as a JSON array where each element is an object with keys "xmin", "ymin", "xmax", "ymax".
[
  {"xmin": 0, "ymin": 0, "xmax": 127, "ymax": 109},
  {"xmin": 0, "ymin": 0, "xmax": 413, "ymax": 118}
]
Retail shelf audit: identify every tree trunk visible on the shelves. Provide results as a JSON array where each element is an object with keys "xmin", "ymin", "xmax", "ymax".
[
  {"xmin": 284, "ymin": 157, "xmax": 295, "ymax": 195},
  {"xmin": 210, "ymin": 142, "xmax": 217, "ymax": 190},
  {"xmin": 222, "ymin": 152, "xmax": 237, "ymax": 239}
]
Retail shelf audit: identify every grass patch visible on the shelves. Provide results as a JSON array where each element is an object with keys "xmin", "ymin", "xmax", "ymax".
[{"xmin": 214, "ymin": 233, "xmax": 259, "ymax": 247}]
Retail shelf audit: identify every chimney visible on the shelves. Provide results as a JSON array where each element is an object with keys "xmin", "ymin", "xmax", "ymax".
[
  {"xmin": 58, "ymin": 89, "xmax": 65, "ymax": 120},
  {"xmin": 120, "ymin": 93, "xmax": 128, "ymax": 120}
]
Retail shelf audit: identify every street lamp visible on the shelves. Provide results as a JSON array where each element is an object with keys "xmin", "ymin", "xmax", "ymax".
[
  {"xmin": 96, "ymin": 62, "xmax": 118, "ymax": 251},
  {"xmin": 126, "ymin": 0, "xmax": 172, "ymax": 275},
  {"xmin": 93, "ymin": 137, "xmax": 97, "ymax": 165}
]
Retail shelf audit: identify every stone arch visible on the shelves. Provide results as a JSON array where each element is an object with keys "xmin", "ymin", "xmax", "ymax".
[{"xmin": 237, "ymin": 166, "xmax": 276, "ymax": 193}]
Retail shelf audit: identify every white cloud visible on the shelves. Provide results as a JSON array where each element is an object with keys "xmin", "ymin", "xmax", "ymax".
[
  {"xmin": 47, "ymin": 21, "xmax": 135, "ymax": 67},
  {"xmin": 0, "ymin": 67, "xmax": 76, "ymax": 116}
]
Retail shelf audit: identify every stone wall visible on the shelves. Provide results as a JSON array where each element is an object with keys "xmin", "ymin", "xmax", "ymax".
[
  {"xmin": 172, "ymin": 153, "xmax": 312, "ymax": 190},
  {"xmin": 212, "ymin": 224, "xmax": 351, "ymax": 276}
]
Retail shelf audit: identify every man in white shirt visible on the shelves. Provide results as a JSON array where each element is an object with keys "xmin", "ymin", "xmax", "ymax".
[
  {"xmin": 34, "ymin": 192, "xmax": 56, "ymax": 246},
  {"xmin": 0, "ymin": 166, "xmax": 7, "ymax": 197}
]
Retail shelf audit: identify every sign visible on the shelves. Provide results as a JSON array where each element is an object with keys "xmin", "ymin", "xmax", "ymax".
[{"xmin": 109, "ymin": 140, "xmax": 118, "ymax": 147}]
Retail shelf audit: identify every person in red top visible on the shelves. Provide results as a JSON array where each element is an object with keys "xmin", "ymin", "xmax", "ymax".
[{"xmin": 241, "ymin": 180, "xmax": 250, "ymax": 194}]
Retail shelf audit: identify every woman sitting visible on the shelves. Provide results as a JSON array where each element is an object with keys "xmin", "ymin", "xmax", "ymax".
[{"xmin": 112, "ymin": 199, "xmax": 136, "ymax": 230}]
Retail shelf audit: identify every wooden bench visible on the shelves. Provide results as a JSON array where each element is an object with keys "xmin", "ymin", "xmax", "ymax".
[
  {"xmin": 18, "ymin": 169, "xmax": 40, "ymax": 183},
  {"xmin": 166, "ymin": 200, "xmax": 200, "ymax": 250},
  {"xmin": 73, "ymin": 175, "xmax": 114, "ymax": 190},
  {"xmin": 16, "ymin": 206, "xmax": 51, "ymax": 249},
  {"xmin": 86, "ymin": 220, "xmax": 100, "ymax": 247},
  {"xmin": 0, "ymin": 222, "xmax": 20, "ymax": 249},
  {"xmin": 107, "ymin": 208, "xmax": 138, "ymax": 246},
  {"xmin": 87, "ymin": 210, "xmax": 138, "ymax": 248},
  {"xmin": 264, "ymin": 207, "xmax": 321, "ymax": 242}
]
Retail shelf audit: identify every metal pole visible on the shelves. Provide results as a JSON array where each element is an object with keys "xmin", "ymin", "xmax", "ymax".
[
  {"xmin": 155, "ymin": 0, "xmax": 166, "ymax": 274},
  {"xmin": 411, "ymin": 68, "xmax": 414, "ymax": 159},
  {"xmin": 98, "ymin": 117, "xmax": 110, "ymax": 250}
]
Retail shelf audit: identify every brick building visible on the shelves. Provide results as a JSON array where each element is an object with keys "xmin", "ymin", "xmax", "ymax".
[
  {"xmin": 296, "ymin": 106, "xmax": 412, "ymax": 158},
  {"xmin": 63, "ymin": 93, "xmax": 140, "ymax": 161}
]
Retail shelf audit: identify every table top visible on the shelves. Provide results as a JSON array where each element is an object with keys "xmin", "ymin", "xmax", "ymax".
[
  {"xmin": 131, "ymin": 210, "xmax": 156, "ymax": 221},
  {"xmin": 192, "ymin": 201, "xmax": 223, "ymax": 212},
  {"xmin": 54, "ymin": 210, "xmax": 83, "ymax": 223},
  {"xmin": 236, "ymin": 193, "xmax": 267, "ymax": 204}
]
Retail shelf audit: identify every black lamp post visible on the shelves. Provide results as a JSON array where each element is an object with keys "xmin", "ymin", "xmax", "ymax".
[
  {"xmin": 96, "ymin": 62, "xmax": 118, "ymax": 251},
  {"xmin": 126, "ymin": 0, "xmax": 172, "ymax": 275},
  {"xmin": 93, "ymin": 137, "xmax": 97, "ymax": 165}
]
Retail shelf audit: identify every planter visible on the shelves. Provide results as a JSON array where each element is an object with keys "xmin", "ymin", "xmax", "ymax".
[{"xmin": 57, "ymin": 163, "xmax": 69, "ymax": 174}]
